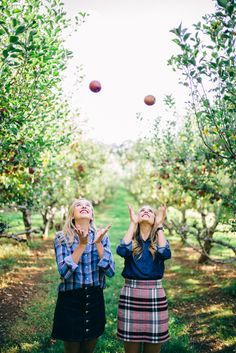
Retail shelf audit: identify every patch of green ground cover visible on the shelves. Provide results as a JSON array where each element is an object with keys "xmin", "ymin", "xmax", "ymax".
[
  {"xmin": 210, "ymin": 231, "xmax": 236, "ymax": 260},
  {"xmin": 0, "ymin": 241, "xmax": 30, "ymax": 274},
  {"xmin": 167, "ymin": 247, "xmax": 236, "ymax": 352},
  {"xmin": 0, "ymin": 211, "xmax": 46, "ymax": 276},
  {"xmin": 1, "ymin": 264, "xmax": 65, "ymax": 353},
  {"xmin": 1, "ymin": 187, "xmax": 197, "ymax": 353},
  {"xmin": 1, "ymin": 211, "xmax": 43, "ymax": 232},
  {"xmin": 222, "ymin": 280, "xmax": 236, "ymax": 297},
  {"xmin": 0, "ymin": 238, "xmax": 44, "ymax": 278}
]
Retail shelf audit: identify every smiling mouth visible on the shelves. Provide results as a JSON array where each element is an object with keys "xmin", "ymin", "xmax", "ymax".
[
  {"xmin": 142, "ymin": 213, "xmax": 150, "ymax": 217},
  {"xmin": 80, "ymin": 210, "xmax": 89, "ymax": 214}
]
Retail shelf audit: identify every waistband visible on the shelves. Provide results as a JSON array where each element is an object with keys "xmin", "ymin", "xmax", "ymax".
[
  {"xmin": 59, "ymin": 285, "xmax": 102, "ymax": 295},
  {"xmin": 124, "ymin": 279, "xmax": 162, "ymax": 289}
]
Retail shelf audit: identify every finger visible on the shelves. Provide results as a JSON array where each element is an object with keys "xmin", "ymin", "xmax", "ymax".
[{"xmin": 104, "ymin": 223, "xmax": 112, "ymax": 233}]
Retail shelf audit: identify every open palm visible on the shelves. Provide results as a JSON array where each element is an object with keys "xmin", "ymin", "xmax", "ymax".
[
  {"xmin": 155, "ymin": 204, "xmax": 167, "ymax": 225},
  {"xmin": 94, "ymin": 224, "xmax": 112, "ymax": 244},
  {"xmin": 128, "ymin": 204, "xmax": 138, "ymax": 225}
]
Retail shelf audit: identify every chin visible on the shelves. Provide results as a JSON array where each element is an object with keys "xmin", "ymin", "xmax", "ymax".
[{"xmin": 80, "ymin": 215, "xmax": 90, "ymax": 220}]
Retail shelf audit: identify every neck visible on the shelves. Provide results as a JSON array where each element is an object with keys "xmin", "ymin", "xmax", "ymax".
[
  {"xmin": 140, "ymin": 223, "xmax": 152, "ymax": 241},
  {"xmin": 75, "ymin": 219, "xmax": 90, "ymax": 233}
]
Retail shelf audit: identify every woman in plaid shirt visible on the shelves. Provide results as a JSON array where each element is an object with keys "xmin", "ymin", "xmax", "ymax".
[{"xmin": 51, "ymin": 198, "xmax": 115, "ymax": 353}]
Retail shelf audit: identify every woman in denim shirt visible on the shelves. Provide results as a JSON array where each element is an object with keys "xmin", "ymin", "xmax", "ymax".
[
  {"xmin": 51, "ymin": 198, "xmax": 115, "ymax": 353},
  {"xmin": 117, "ymin": 204, "xmax": 171, "ymax": 353}
]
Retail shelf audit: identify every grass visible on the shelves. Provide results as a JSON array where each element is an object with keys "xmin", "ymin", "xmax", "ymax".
[
  {"xmin": 0, "ymin": 211, "xmax": 43, "ymax": 232},
  {"xmin": 1, "ymin": 186, "xmax": 235, "ymax": 353}
]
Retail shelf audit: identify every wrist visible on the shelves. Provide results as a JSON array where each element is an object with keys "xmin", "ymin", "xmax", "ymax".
[
  {"xmin": 130, "ymin": 222, "xmax": 137, "ymax": 228},
  {"xmin": 78, "ymin": 243, "xmax": 87, "ymax": 248}
]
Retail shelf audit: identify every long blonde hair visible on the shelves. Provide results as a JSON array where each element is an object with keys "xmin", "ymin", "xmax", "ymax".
[
  {"xmin": 62, "ymin": 198, "xmax": 96, "ymax": 245},
  {"xmin": 132, "ymin": 207, "xmax": 160, "ymax": 260}
]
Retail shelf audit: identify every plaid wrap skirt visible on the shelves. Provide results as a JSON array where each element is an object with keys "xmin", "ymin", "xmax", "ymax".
[{"xmin": 117, "ymin": 279, "xmax": 169, "ymax": 343}]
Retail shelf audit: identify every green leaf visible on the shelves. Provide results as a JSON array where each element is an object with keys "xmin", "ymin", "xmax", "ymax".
[
  {"xmin": 28, "ymin": 30, "xmax": 37, "ymax": 42},
  {"xmin": 183, "ymin": 33, "xmax": 191, "ymax": 41},
  {"xmin": 10, "ymin": 35, "xmax": 19, "ymax": 43},
  {"xmin": 15, "ymin": 25, "xmax": 26, "ymax": 35},
  {"xmin": 12, "ymin": 18, "xmax": 17, "ymax": 27},
  {"xmin": 2, "ymin": 49, "xmax": 8, "ymax": 58},
  {"xmin": 216, "ymin": 0, "xmax": 228, "ymax": 8},
  {"xmin": 173, "ymin": 38, "xmax": 181, "ymax": 45},
  {"xmin": 177, "ymin": 22, "xmax": 182, "ymax": 35},
  {"xmin": 0, "ymin": 28, "xmax": 5, "ymax": 35},
  {"xmin": 226, "ymin": 4, "xmax": 234, "ymax": 16},
  {"xmin": 13, "ymin": 8, "xmax": 22, "ymax": 13}
]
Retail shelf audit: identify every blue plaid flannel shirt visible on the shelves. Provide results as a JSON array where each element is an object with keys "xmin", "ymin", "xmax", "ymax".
[{"xmin": 54, "ymin": 229, "xmax": 115, "ymax": 291}]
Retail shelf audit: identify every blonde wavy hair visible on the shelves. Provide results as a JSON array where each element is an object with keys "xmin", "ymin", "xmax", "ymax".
[
  {"xmin": 132, "ymin": 206, "xmax": 160, "ymax": 260},
  {"xmin": 62, "ymin": 198, "xmax": 96, "ymax": 245}
]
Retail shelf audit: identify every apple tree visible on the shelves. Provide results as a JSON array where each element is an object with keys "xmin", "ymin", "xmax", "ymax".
[
  {"xmin": 168, "ymin": 0, "xmax": 236, "ymax": 163},
  {"xmin": 0, "ymin": 0, "xmax": 80, "ymax": 236},
  {"xmin": 118, "ymin": 114, "xmax": 235, "ymax": 263}
]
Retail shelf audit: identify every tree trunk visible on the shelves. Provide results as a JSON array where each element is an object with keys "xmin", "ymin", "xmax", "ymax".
[
  {"xmin": 198, "ymin": 208, "xmax": 220, "ymax": 264},
  {"xmin": 61, "ymin": 205, "xmax": 67, "ymax": 223},
  {"xmin": 43, "ymin": 220, "xmax": 51, "ymax": 239},
  {"xmin": 42, "ymin": 206, "xmax": 56, "ymax": 239},
  {"xmin": 181, "ymin": 209, "xmax": 188, "ymax": 243},
  {"xmin": 198, "ymin": 230, "xmax": 214, "ymax": 264},
  {"xmin": 18, "ymin": 206, "xmax": 32, "ymax": 241}
]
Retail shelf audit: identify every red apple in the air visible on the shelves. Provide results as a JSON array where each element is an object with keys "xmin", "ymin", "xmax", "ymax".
[
  {"xmin": 89, "ymin": 80, "xmax": 102, "ymax": 93},
  {"xmin": 144, "ymin": 95, "xmax": 156, "ymax": 106}
]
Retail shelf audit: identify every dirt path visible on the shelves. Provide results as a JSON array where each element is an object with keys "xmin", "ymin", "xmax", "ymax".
[{"xmin": 0, "ymin": 239, "xmax": 54, "ymax": 344}]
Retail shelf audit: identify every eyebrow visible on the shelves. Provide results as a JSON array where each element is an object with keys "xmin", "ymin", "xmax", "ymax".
[
  {"xmin": 140, "ymin": 207, "xmax": 154, "ymax": 212},
  {"xmin": 76, "ymin": 202, "xmax": 91, "ymax": 207}
]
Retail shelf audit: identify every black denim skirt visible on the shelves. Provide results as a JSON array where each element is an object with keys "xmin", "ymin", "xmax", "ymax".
[{"xmin": 51, "ymin": 286, "xmax": 106, "ymax": 342}]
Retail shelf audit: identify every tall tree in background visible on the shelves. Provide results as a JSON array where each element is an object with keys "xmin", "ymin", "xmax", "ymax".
[
  {"xmin": 168, "ymin": 0, "xmax": 236, "ymax": 163},
  {"xmin": 0, "ymin": 0, "xmax": 76, "ymax": 236}
]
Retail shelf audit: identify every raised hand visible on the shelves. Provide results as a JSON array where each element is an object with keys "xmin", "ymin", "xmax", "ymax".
[
  {"xmin": 128, "ymin": 204, "xmax": 138, "ymax": 225},
  {"xmin": 72, "ymin": 224, "xmax": 89, "ymax": 245},
  {"xmin": 94, "ymin": 224, "xmax": 112, "ymax": 244},
  {"xmin": 155, "ymin": 204, "xmax": 167, "ymax": 226}
]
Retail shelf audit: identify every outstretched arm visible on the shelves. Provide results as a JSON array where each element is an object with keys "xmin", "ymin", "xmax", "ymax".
[{"xmin": 117, "ymin": 204, "xmax": 138, "ymax": 257}]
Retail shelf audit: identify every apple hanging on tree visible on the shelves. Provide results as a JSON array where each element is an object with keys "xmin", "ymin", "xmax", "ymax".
[{"xmin": 29, "ymin": 167, "xmax": 36, "ymax": 174}]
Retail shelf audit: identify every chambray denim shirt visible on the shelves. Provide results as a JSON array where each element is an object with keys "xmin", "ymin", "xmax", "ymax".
[
  {"xmin": 116, "ymin": 236, "xmax": 171, "ymax": 280},
  {"xmin": 54, "ymin": 229, "xmax": 115, "ymax": 291}
]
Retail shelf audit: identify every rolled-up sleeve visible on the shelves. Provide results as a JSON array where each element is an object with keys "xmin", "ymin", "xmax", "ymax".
[
  {"xmin": 156, "ymin": 240, "xmax": 171, "ymax": 260},
  {"xmin": 116, "ymin": 239, "xmax": 133, "ymax": 258},
  {"xmin": 54, "ymin": 235, "xmax": 80, "ymax": 279},
  {"xmin": 97, "ymin": 235, "xmax": 115, "ymax": 277}
]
